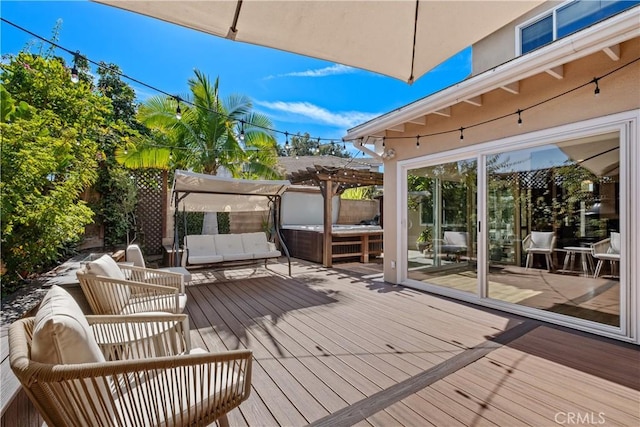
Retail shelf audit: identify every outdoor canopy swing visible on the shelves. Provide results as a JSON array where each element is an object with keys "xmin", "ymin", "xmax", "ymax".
[{"xmin": 170, "ymin": 170, "xmax": 292, "ymax": 276}]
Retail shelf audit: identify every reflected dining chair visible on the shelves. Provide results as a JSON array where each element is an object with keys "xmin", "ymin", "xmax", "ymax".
[
  {"xmin": 591, "ymin": 232, "xmax": 621, "ymax": 278},
  {"xmin": 522, "ymin": 231, "xmax": 556, "ymax": 271}
]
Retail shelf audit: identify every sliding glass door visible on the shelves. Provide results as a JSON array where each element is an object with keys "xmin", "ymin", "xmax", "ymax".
[
  {"xmin": 486, "ymin": 132, "xmax": 621, "ymax": 326},
  {"xmin": 404, "ymin": 124, "xmax": 626, "ymax": 333},
  {"xmin": 406, "ymin": 158, "xmax": 477, "ymax": 293}
]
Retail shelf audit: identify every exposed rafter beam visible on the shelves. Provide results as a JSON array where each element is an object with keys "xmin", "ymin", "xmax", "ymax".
[
  {"xmin": 432, "ymin": 107, "xmax": 451, "ymax": 117},
  {"xmin": 500, "ymin": 81, "xmax": 520, "ymax": 94},
  {"xmin": 387, "ymin": 123, "xmax": 405, "ymax": 132},
  {"xmin": 545, "ymin": 65, "xmax": 564, "ymax": 79},
  {"xmin": 463, "ymin": 96, "xmax": 483, "ymax": 107},
  {"xmin": 407, "ymin": 116, "xmax": 427, "ymax": 125},
  {"xmin": 603, "ymin": 44, "xmax": 621, "ymax": 61}
]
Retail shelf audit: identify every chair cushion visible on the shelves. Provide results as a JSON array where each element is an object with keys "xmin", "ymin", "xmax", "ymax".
[
  {"xmin": 87, "ymin": 254, "xmax": 127, "ymax": 281},
  {"xmin": 126, "ymin": 244, "xmax": 146, "ymax": 268},
  {"xmin": 252, "ymin": 250, "xmax": 281, "ymax": 259},
  {"xmin": 31, "ymin": 285, "xmax": 105, "ymax": 364},
  {"xmin": 84, "ymin": 255, "xmax": 131, "ymax": 315},
  {"xmin": 122, "ymin": 294, "xmax": 187, "ymax": 314},
  {"xmin": 188, "ymin": 254, "xmax": 224, "ymax": 264}
]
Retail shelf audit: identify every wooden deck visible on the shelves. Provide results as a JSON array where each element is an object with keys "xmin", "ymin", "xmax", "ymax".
[{"xmin": 184, "ymin": 260, "xmax": 640, "ymax": 427}]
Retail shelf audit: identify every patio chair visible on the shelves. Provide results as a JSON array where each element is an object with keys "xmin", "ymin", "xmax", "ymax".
[
  {"xmin": 440, "ymin": 231, "xmax": 469, "ymax": 261},
  {"xmin": 9, "ymin": 285, "xmax": 252, "ymax": 427},
  {"xmin": 126, "ymin": 244, "xmax": 192, "ymax": 283},
  {"xmin": 77, "ymin": 254, "xmax": 186, "ymax": 315},
  {"xmin": 591, "ymin": 232, "xmax": 621, "ymax": 278},
  {"xmin": 523, "ymin": 231, "xmax": 556, "ymax": 271}
]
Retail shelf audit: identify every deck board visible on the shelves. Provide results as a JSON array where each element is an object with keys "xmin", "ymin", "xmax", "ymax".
[{"xmin": 182, "ymin": 260, "xmax": 638, "ymax": 426}]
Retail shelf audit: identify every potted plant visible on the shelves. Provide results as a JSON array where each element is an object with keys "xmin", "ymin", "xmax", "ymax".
[{"xmin": 416, "ymin": 227, "xmax": 433, "ymax": 253}]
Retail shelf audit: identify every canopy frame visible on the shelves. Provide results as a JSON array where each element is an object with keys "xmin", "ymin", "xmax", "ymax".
[{"xmin": 171, "ymin": 171, "xmax": 292, "ymax": 276}]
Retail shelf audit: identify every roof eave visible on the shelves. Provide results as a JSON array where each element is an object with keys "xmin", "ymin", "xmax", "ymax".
[{"xmin": 345, "ymin": 6, "xmax": 640, "ymax": 141}]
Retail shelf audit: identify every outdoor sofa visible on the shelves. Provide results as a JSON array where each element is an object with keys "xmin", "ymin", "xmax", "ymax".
[{"xmin": 182, "ymin": 232, "xmax": 281, "ymax": 268}]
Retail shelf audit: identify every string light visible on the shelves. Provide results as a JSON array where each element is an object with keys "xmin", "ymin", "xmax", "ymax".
[
  {"xmin": 70, "ymin": 51, "xmax": 80, "ymax": 84},
  {"xmin": 284, "ymin": 132, "xmax": 290, "ymax": 150},
  {"xmin": 2, "ymin": 18, "xmax": 637, "ymax": 157},
  {"xmin": 174, "ymin": 96, "xmax": 182, "ymax": 120},
  {"xmin": 239, "ymin": 120, "xmax": 245, "ymax": 141},
  {"xmin": 416, "ymin": 135, "xmax": 420, "ymax": 149}
]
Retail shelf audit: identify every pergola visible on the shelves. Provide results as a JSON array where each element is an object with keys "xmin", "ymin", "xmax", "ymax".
[{"xmin": 287, "ymin": 166, "xmax": 383, "ymax": 266}]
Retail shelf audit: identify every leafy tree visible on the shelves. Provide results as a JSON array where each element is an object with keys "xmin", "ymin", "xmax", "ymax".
[
  {"xmin": 278, "ymin": 132, "xmax": 351, "ymax": 158},
  {"xmin": 117, "ymin": 69, "xmax": 281, "ymax": 179},
  {"xmin": 1, "ymin": 53, "xmax": 109, "ymax": 287},
  {"xmin": 95, "ymin": 63, "xmax": 141, "ymax": 247}
]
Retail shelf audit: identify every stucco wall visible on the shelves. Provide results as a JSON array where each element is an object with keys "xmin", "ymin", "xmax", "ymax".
[
  {"xmin": 383, "ymin": 38, "xmax": 640, "ymax": 283},
  {"xmin": 472, "ymin": 1, "xmax": 562, "ymax": 75}
]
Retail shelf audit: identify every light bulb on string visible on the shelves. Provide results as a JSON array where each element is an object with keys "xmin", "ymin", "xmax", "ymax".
[
  {"xmin": 459, "ymin": 127, "xmax": 465, "ymax": 141},
  {"xmin": 593, "ymin": 77, "xmax": 600, "ymax": 97},
  {"xmin": 416, "ymin": 135, "xmax": 420, "ymax": 149},
  {"xmin": 174, "ymin": 96, "xmax": 182, "ymax": 120},
  {"xmin": 239, "ymin": 121, "xmax": 245, "ymax": 141},
  {"xmin": 517, "ymin": 109, "xmax": 523, "ymax": 126},
  {"xmin": 284, "ymin": 132, "xmax": 290, "ymax": 151},
  {"xmin": 382, "ymin": 137, "xmax": 385, "ymax": 148},
  {"xmin": 70, "ymin": 51, "xmax": 80, "ymax": 83}
]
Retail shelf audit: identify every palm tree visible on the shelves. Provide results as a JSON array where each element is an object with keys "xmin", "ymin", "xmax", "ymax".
[{"xmin": 116, "ymin": 69, "xmax": 281, "ymax": 179}]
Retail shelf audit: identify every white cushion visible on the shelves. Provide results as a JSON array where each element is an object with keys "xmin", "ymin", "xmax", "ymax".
[
  {"xmin": 185, "ymin": 235, "xmax": 218, "ymax": 264},
  {"xmin": 241, "ymin": 232, "xmax": 271, "ymax": 253},
  {"xmin": 87, "ymin": 254, "xmax": 127, "ymax": 280},
  {"xmin": 126, "ymin": 245, "xmax": 146, "ymax": 268},
  {"xmin": 122, "ymin": 294, "xmax": 187, "ymax": 314},
  {"xmin": 188, "ymin": 254, "xmax": 224, "ymax": 264},
  {"xmin": 31, "ymin": 285, "xmax": 105, "ymax": 364},
  {"xmin": 214, "ymin": 234, "xmax": 246, "ymax": 257},
  {"xmin": 85, "ymin": 255, "xmax": 131, "ymax": 314}
]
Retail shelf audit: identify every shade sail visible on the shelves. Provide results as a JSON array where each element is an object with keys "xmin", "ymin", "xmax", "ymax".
[
  {"xmin": 172, "ymin": 170, "xmax": 290, "ymax": 212},
  {"xmin": 93, "ymin": 0, "xmax": 545, "ymax": 83}
]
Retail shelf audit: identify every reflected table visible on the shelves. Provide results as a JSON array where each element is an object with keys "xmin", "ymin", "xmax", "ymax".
[{"xmin": 560, "ymin": 246, "xmax": 595, "ymax": 277}]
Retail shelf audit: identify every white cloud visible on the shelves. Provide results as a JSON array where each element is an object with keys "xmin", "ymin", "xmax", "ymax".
[
  {"xmin": 265, "ymin": 64, "xmax": 356, "ymax": 80},
  {"xmin": 255, "ymin": 100, "xmax": 379, "ymax": 128}
]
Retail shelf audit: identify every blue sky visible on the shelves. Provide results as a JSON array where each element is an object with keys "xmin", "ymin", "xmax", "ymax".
[{"xmin": 1, "ymin": 0, "xmax": 472, "ymax": 151}]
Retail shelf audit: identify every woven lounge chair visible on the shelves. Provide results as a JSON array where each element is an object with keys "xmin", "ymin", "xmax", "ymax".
[
  {"xmin": 77, "ymin": 254, "xmax": 186, "ymax": 315},
  {"xmin": 9, "ymin": 285, "xmax": 252, "ymax": 427}
]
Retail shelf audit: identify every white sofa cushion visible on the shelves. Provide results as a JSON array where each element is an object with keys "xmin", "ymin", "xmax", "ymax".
[
  {"xmin": 31, "ymin": 285, "xmax": 105, "ymax": 364},
  {"xmin": 241, "ymin": 232, "xmax": 281, "ymax": 259},
  {"xmin": 86, "ymin": 254, "xmax": 127, "ymax": 280},
  {"xmin": 214, "ymin": 234, "xmax": 248, "ymax": 261},
  {"xmin": 185, "ymin": 235, "xmax": 223, "ymax": 264}
]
